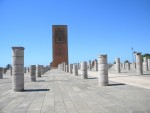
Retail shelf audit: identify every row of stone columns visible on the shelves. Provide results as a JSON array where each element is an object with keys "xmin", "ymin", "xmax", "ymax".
[
  {"xmin": 11, "ymin": 47, "xmax": 49, "ymax": 92},
  {"xmin": 61, "ymin": 60, "xmax": 97, "ymax": 71},
  {"xmin": 0, "ymin": 67, "xmax": 9, "ymax": 78},
  {"xmin": 58, "ymin": 54, "xmax": 109, "ymax": 86},
  {"xmin": 114, "ymin": 53, "xmax": 150, "ymax": 75}
]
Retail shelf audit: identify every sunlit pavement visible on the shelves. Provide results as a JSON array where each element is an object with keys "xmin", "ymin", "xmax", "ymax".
[{"xmin": 0, "ymin": 69, "xmax": 150, "ymax": 113}]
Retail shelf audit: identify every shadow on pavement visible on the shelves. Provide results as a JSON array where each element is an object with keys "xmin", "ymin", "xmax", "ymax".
[
  {"xmin": 24, "ymin": 89, "xmax": 50, "ymax": 92},
  {"xmin": 87, "ymin": 77, "xmax": 97, "ymax": 79},
  {"xmin": 109, "ymin": 83, "xmax": 126, "ymax": 86}
]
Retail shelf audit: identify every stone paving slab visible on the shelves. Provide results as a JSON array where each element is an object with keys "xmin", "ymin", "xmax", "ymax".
[
  {"xmin": 0, "ymin": 69, "xmax": 150, "ymax": 113},
  {"xmin": 87, "ymin": 69, "xmax": 150, "ymax": 89}
]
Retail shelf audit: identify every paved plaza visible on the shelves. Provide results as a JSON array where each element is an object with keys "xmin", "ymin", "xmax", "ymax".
[{"xmin": 0, "ymin": 69, "xmax": 150, "ymax": 113}]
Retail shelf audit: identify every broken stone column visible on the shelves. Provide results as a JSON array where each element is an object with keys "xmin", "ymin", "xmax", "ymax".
[
  {"xmin": 73, "ymin": 64, "xmax": 78, "ymax": 76},
  {"xmin": 135, "ymin": 52, "xmax": 143, "ymax": 75},
  {"xmin": 30, "ymin": 65, "xmax": 36, "ymax": 81},
  {"xmin": 94, "ymin": 60, "xmax": 98, "ymax": 71},
  {"xmin": 81, "ymin": 61, "xmax": 88, "ymax": 79},
  {"xmin": 98, "ymin": 54, "xmax": 109, "ymax": 86},
  {"xmin": 12, "ymin": 47, "xmax": 24, "ymax": 92},
  {"xmin": 36, "ymin": 65, "xmax": 41, "ymax": 77},
  {"xmin": 0, "ymin": 67, "xmax": 3, "ymax": 79},
  {"xmin": 143, "ymin": 57, "xmax": 148, "ymax": 71},
  {"xmin": 69, "ymin": 64, "xmax": 73, "ymax": 74},
  {"xmin": 148, "ymin": 59, "xmax": 150, "ymax": 71},
  {"xmin": 115, "ymin": 58, "xmax": 121, "ymax": 73}
]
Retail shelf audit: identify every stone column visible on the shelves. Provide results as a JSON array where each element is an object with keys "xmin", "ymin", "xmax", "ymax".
[
  {"xmin": 0, "ymin": 67, "xmax": 3, "ymax": 79},
  {"xmin": 58, "ymin": 64, "xmax": 60, "ymax": 70},
  {"xmin": 69, "ymin": 64, "xmax": 73, "ymax": 74},
  {"xmin": 77, "ymin": 63, "xmax": 80, "ymax": 70},
  {"xmin": 12, "ymin": 47, "xmax": 24, "ymax": 92},
  {"xmin": 61, "ymin": 63, "xmax": 63, "ymax": 71},
  {"xmin": 98, "ymin": 55, "xmax": 109, "ymax": 86},
  {"xmin": 27, "ymin": 67, "xmax": 30, "ymax": 73},
  {"xmin": 30, "ymin": 65, "xmax": 36, "ymax": 81},
  {"xmin": 143, "ymin": 57, "xmax": 148, "ymax": 71},
  {"xmin": 94, "ymin": 60, "xmax": 98, "ymax": 71},
  {"xmin": 136, "ymin": 53, "xmax": 143, "ymax": 75},
  {"xmin": 115, "ymin": 58, "xmax": 121, "ymax": 73},
  {"xmin": 41, "ymin": 65, "xmax": 44, "ymax": 75},
  {"xmin": 45, "ymin": 66, "xmax": 49, "ymax": 72},
  {"xmin": 123, "ymin": 63, "xmax": 125, "ymax": 69},
  {"xmin": 24, "ymin": 67, "xmax": 26, "ymax": 73},
  {"xmin": 63, "ymin": 63, "xmax": 66, "ymax": 72},
  {"xmin": 66, "ymin": 65, "xmax": 69, "ymax": 73},
  {"xmin": 81, "ymin": 61, "xmax": 88, "ymax": 79},
  {"xmin": 132, "ymin": 62, "xmax": 136, "ymax": 69},
  {"xmin": 36, "ymin": 65, "xmax": 41, "ymax": 77},
  {"xmin": 3, "ymin": 68, "xmax": 6, "ymax": 74},
  {"xmin": 73, "ymin": 64, "xmax": 78, "ymax": 76},
  {"xmin": 10, "ymin": 67, "xmax": 12, "ymax": 76},
  {"xmin": 125, "ymin": 62, "xmax": 130, "ymax": 71},
  {"xmin": 120, "ymin": 63, "xmax": 123, "ymax": 68},
  {"xmin": 88, "ymin": 60, "xmax": 92, "ymax": 70},
  {"xmin": 148, "ymin": 59, "xmax": 150, "ymax": 71}
]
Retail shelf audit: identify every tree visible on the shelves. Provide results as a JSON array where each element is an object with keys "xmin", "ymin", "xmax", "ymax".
[
  {"xmin": 6, "ymin": 64, "xmax": 11, "ymax": 69},
  {"xmin": 142, "ymin": 53, "xmax": 150, "ymax": 59},
  {"xmin": 124, "ymin": 60, "xmax": 129, "ymax": 63}
]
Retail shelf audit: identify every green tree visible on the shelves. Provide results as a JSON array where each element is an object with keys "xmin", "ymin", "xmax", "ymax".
[{"xmin": 142, "ymin": 53, "xmax": 150, "ymax": 59}]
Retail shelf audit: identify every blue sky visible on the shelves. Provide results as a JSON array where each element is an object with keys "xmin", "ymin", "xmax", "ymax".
[{"xmin": 0, "ymin": 0, "xmax": 150, "ymax": 67}]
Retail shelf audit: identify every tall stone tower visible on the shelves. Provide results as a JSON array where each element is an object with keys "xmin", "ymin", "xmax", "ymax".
[{"xmin": 52, "ymin": 25, "xmax": 68, "ymax": 67}]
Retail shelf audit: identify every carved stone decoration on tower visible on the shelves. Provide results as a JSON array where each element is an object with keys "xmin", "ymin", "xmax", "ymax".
[{"xmin": 52, "ymin": 25, "xmax": 68, "ymax": 67}]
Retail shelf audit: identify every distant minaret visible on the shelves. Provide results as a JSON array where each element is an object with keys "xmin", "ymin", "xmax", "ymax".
[{"xmin": 52, "ymin": 25, "xmax": 68, "ymax": 67}]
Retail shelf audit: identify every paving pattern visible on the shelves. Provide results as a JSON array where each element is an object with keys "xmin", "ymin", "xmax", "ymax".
[{"xmin": 0, "ymin": 69, "xmax": 150, "ymax": 113}]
